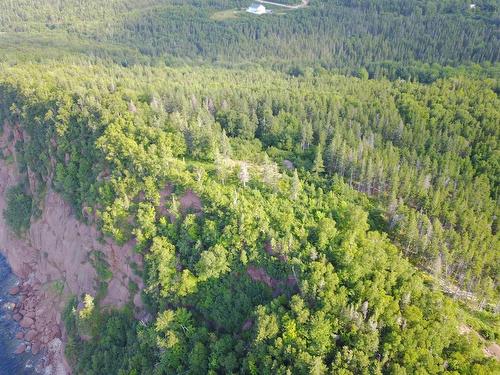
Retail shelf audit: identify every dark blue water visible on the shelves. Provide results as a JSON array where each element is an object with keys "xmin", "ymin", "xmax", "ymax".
[{"xmin": 0, "ymin": 253, "xmax": 36, "ymax": 375}]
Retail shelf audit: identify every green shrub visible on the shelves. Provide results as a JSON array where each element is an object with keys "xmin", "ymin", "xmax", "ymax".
[
  {"xmin": 89, "ymin": 250, "xmax": 113, "ymax": 302},
  {"xmin": 3, "ymin": 183, "xmax": 32, "ymax": 236},
  {"xmin": 90, "ymin": 250, "xmax": 113, "ymax": 281},
  {"xmin": 50, "ymin": 280, "xmax": 65, "ymax": 295}
]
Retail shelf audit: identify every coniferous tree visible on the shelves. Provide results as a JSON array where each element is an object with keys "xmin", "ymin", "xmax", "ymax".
[
  {"xmin": 291, "ymin": 169, "xmax": 301, "ymax": 201},
  {"xmin": 313, "ymin": 146, "xmax": 325, "ymax": 175}
]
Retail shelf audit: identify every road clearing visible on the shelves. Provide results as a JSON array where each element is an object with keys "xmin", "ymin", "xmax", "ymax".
[{"xmin": 255, "ymin": 0, "xmax": 309, "ymax": 10}]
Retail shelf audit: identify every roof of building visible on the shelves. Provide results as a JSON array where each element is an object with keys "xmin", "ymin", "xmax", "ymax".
[{"xmin": 248, "ymin": 3, "xmax": 265, "ymax": 10}]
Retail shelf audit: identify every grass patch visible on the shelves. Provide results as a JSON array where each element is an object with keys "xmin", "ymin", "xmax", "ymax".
[
  {"xmin": 90, "ymin": 250, "xmax": 113, "ymax": 282},
  {"xmin": 89, "ymin": 250, "xmax": 113, "ymax": 302},
  {"xmin": 50, "ymin": 280, "xmax": 66, "ymax": 296},
  {"xmin": 128, "ymin": 279, "xmax": 139, "ymax": 296},
  {"xmin": 210, "ymin": 9, "xmax": 241, "ymax": 21},
  {"xmin": 4, "ymin": 154, "xmax": 14, "ymax": 164},
  {"xmin": 457, "ymin": 301, "xmax": 500, "ymax": 341}
]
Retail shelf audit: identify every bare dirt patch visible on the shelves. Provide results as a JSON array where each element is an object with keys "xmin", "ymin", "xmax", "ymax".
[
  {"xmin": 247, "ymin": 266, "xmax": 278, "ymax": 289},
  {"xmin": 484, "ymin": 343, "xmax": 500, "ymax": 360},
  {"xmin": 180, "ymin": 189, "xmax": 202, "ymax": 213},
  {"xmin": 264, "ymin": 240, "xmax": 288, "ymax": 262},
  {"xmin": 246, "ymin": 265, "xmax": 298, "ymax": 297},
  {"xmin": 459, "ymin": 324, "xmax": 500, "ymax": 361}
]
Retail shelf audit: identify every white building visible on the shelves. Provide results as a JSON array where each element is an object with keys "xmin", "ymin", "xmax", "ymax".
[{"xmin": 247, "ymin": 3, "xmax": 266, "ymax": 15}]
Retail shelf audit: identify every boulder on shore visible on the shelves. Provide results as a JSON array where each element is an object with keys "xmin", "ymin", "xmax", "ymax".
[
  {"xmin": 25, "ymin": 329, "xmax": 37, "ymax": 341},
  {"xmin": 31, "ymin": 342, "xmax": 41, "ymax": 355},
  {"xmin": 9, "ymin": 286, "xmax": 20, "ymax": 295},
  {"xmin": 12, "ymin": 313, "xmax": 22, "ymax": 321},
  {"xmin": 50, "ymin": 326, "xmax": 61, "ymax": 339},
  {"xmin": 14, "ymin": 343, "xmax": 26, "ymax": 354},
  {"xmin": 3, "ymin": 302, "xmax": 16, "ymax": 310},
  {"xmin": 20, "ymin": 316, "xmax": 34, "ymax": 328}
]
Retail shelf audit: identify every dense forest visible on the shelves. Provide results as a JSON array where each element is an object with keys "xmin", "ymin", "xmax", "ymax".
[
  {"xmin": 0, "ymin": 0, "xmax": 498, "ymax": 374},
  {"xmin": 0, "ymin": 0, "xmax": 499, "ymax": 80},
  {"xmin": 0, "ymin": 62, "xmax": 498, "ymax": 373}
]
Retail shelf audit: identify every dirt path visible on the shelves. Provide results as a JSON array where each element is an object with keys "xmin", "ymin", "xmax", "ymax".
[
  {"xmin": 256, "ymin": 0, "xmax": 309, "ymax": 10},
  {"xmin": 484, "ymin": 342, "xmax": 500, "ymax": 360},
  {"xmin": 459, "ymin": 324, "xmax": 500, "ymax": 361}
]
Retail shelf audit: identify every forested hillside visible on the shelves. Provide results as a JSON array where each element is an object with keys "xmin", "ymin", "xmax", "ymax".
[
  {"xmin": 0, "ymin": 0, "xmax": 498, "ymax": 374},
  {"xmin": 0, "ymin": 62, "xmax": 498, "ymax": 373},
  {"xmin": 0, "ymin": 0, "xmax": 499, "ymax": 79}
]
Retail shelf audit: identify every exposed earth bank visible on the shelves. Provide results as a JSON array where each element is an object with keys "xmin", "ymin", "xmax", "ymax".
[{"xmin": 0, "ymin": 123, "xmax": 144, "ymax": 374}]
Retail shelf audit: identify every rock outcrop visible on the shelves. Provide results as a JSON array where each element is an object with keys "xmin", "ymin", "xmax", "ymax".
[{"xmin": 0, "ymin": 122, "xmax": 144, "ymax": 374}]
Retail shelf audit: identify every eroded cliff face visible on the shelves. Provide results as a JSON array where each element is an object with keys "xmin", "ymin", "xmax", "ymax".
[{"xmin": 0, "ymin": 123, "xmax": 144, "ymax": 374}]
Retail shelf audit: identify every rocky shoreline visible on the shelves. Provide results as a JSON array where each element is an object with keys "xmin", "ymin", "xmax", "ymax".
[
  {"xmin": 1, "ymin": 271, "xmax": 70, "ymax": 375},
  {"xmin": 8, "ymin": 280, "xmax": 67, "ymax": 371}
]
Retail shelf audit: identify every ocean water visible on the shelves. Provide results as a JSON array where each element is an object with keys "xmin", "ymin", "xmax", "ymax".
[{"xmin": 0, "ymin": 253, "xmax": 36, "ymax": 375}]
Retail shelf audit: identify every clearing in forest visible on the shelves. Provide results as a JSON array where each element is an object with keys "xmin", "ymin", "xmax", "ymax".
[
  {"xmin": 210, "ymin": 9, "xmax": 241, "ymax": 20},
  {"xmin": 212, "ymin": 0, "xmax": 308, "ymax": 20}
]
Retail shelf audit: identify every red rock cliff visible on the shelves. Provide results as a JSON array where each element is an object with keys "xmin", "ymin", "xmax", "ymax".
[{"xmin": 0, "ymin": 123, "xmax": 144, "ymax": 374}]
